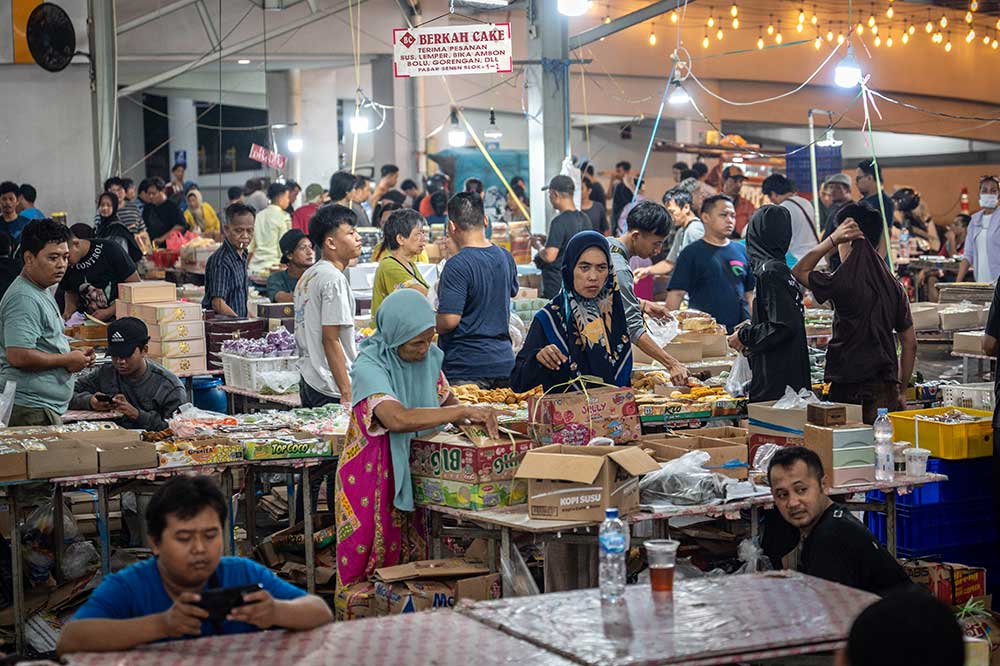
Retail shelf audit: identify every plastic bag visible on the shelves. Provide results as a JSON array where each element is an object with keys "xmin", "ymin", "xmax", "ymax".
[
  {"xmin": 639, "ymin": 450, "xmax": 727, "ymax": 506},
  {"xmin": 168, "ymin": 403, "xmax": 236, "ymax": 438},
  {"xmin": 499, "ymin": 539, "xmax": 540, "ymax": 597},
  {"xmin": 725, "ymin": 354, "xmax": 752, "ymax": 397},
  {"xmin": 751, "ymin": 443, "xmax": 783, "ymax": 480},
  {"xmin": 645, "ymin": 317, "xmax": 679, "ymax": 348},
  {"xmin": 509, "ymin": 311, "xmax": 527, "ymax": 354},
  {"xmin": 772, "ymin": 386, "xmax": 821, "ymax": 410},
  {"xmin": 0, "ymin": 380, "xmax": 15, "ymax": 427},
  {"xmin": 62, "ymin": 540, "xmax": 100, "ymax": 581},
  {"xmin": 21, "ymin": 499, "xmax": 80, "ymax": 584},
  {"xmin": 736, "ymin": 538, "xmax": 773, "ymax": 574},
  {"xmin": 258, "ymin": 371, "xmax": 300, "ymax": 395}
]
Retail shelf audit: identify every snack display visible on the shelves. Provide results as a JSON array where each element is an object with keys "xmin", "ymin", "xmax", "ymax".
[
  {"xmin": 221, "ymin": 327, "xmax": 297, "ymax": 357},
  {"xmin": 452, "ymin": 384, "xmax": 542, "ymax": 407}
]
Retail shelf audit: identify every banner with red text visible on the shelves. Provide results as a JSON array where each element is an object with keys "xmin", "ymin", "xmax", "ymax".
[
  {"xmin": 249, "ymin": 143, "xmax": 287, "ymax": 170},
  {"xmin": 393, "ymin": 23, "xmax": 513, "ymax": 78}
]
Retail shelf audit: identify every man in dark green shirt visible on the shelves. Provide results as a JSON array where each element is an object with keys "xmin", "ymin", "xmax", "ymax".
[
  {"xmin": 71, "ymin": 317, "xmax": 186, "ymax": 431},
  {"xmin": 266, "ymin": 229, "xmax": 315, "ymax": 302}
]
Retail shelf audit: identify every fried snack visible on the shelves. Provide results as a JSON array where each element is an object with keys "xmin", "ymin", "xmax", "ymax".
[{"xmin": 451, "ymin": 384, "xmax": 542, "ymax": 408}]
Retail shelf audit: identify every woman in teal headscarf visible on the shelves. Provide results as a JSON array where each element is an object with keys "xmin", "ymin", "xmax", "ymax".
[{"xmin": 335, "ymin": 288, "xmax": 501, "ymax": 586}]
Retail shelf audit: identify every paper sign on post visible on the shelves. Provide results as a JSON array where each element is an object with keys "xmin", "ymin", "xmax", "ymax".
[
  {"xmin": 248, "ymin": 143, "xmax": 287, "ymax": 170},
  {"xmin": 393, "ymin": 23, "xmax": 513, "ymax": 78}
]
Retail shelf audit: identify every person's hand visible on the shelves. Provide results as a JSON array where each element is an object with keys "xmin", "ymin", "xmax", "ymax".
[
  {"xmin": 228, "ymin": 589, "xmax": 277, "ymax": 629},
  {"xmin": 831, "ymin": 220, "xmax": 864, "ymax": 246},
  {"xmin": 633, "ymin": 266, "xmax": 652, "ymax": 282},
  {"xmin": 340, "ymin": 389, "xmax": 352, "ymax": 407},
  {"xmin": 89, "ymin": 395, "xmax": 113, "ymax": 412},
  {"xmin": 665, "ymin": 360, "xmax": 689, "ymax": 386},
  {"xmin": 536, "ymin": 345, "xmax": 568, "ymax": 371},
  {"xmin": 158, "ymin": 592, "xmax": 208, "ymax": 638},
  {"xmin": 64, "ymin": 350, "xmax": 93, "ymax": 373},
  {"xmin": 898, "ymin": 389, "xmax": 908, "ymax": 411},
  {"xmin": 728, "ymin": 331, "xmax": 745, "ymax": 353},
  {"xmin": 642, "ymin": 302, "xmax": 672, "ymax": 320},
  {"xmin": 112, "ymin": 394, "xmax": 139, "ymax": 421},
  {"xmin": 461, "ymin": 406, "xmax": 510, "ymax": 439}
]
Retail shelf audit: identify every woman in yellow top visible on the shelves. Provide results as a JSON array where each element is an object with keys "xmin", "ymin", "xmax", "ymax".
[
  {"xmin": 184, "ymin": 188, "xmax": 221, "ymax": 239},
  {"xmin": 370, "ymin": 200, "xmax": 430, "ymax": 263},
  {"xmin": 371, "ymin": 209, "xmax": 429, "ymax": 317}
]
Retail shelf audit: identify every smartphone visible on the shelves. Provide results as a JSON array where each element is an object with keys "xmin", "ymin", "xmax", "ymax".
[
  {"xmin": 195, "ymin": 583, "xmax": 264, "ymax": 623},
  {"xmin": 94, "ymin": 393, "xmax": 114, "ymax": 404}
]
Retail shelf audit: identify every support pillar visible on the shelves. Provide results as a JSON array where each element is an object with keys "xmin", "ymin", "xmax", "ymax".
[
  {"xmin": 89, "ymin": 0, "xmax": 118, "ymax": 186},
  {"xmin": 289, "ymin": 68, "xmax": 303, "ymax": 186},
  {"xmin": 526, "ymin": 0, "xmax": 569, "ymax": 234},
  {"xmin": 674, "ymin": 118, "xmax": 699, "ymax": 168},
  {"xmin": 167, "ymin": 97, "xmax": 199, "ymax": 180},
  {"xmin": 371, "ymin": 54, "xmax": 397, "ymax": 171}
]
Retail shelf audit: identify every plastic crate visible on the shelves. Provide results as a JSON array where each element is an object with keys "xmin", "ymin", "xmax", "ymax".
[
  {"xmin": 866, "ymin": 499, "xmax": 996, "ymax": 551},
  {"xmin": 887, "ymin": 407, "xmax": 993, "ymax": 460},
  {"xmin": 220, "ymin": 353, "xmax": 299, "ymax": 392},
  {"xmin": 941, "ymin": 383, "xmax": 995, "ymax": 411},
  {"xmin": 894, "ymin": 541, "xmax": 1000, "ymax": 569},
  {"xmin": 866, "ymin": 457, "xmax": 992, "ymax": 506}
]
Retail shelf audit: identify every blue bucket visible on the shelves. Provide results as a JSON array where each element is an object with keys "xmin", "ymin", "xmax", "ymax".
[{"xmin": 192, "ymin": 376, "xmax": 227, "ymax": 414}]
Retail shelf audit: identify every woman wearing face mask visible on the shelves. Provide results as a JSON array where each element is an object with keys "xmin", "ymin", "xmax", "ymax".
[
  {"xmin": 334, "ymin": 289, "xmax": 502, "ymax": 585},
  {"xmin": 957, "ymin": 176, "xmax": 1000, "ymax": 283},
  {"xmin": 511, "ymin": 230, "xmax": 632, "ymax": 393},
  {"xmin": 95, "ymin": 192, "xmax": 144, "ymax": 263}
]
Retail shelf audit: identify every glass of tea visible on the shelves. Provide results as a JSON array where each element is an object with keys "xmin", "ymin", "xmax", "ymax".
[{"xmin": 645, "ymin": 539, "xmax": 680, "ymax": 592}]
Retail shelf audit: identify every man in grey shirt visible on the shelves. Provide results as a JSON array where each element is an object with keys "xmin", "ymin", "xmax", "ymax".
[
  {"xmin": 71, "ymin": 317, "xmax": 186, "ymax": 431},
  {"xmin": 608, "ymin": 201, "xmax": 688, "ymax": 385},
  {"xmin": 635, "ymin": 187, "xmax": 703, "ymax": 282}
]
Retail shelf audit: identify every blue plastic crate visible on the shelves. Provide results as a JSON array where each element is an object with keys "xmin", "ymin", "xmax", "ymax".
[
  {"xmin": 895, "ymin": 542, "xmax": 1000, "ymax": 570},
  {"xmin": 867, "ymin": 457, "xmax": 992, "ymax": 506},
  {"xmin": 866, "ymin": 499, "xmax": 996, "ymax": 551}
]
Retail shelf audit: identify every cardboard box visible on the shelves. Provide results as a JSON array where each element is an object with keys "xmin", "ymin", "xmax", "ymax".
[
  {"xmin": 748, "ymin": 400, "xmax": 863, "ymax": 462},
  {"xmin": 807, "ymin": 403, "xmax": 848, "ymax": 427},
  {"xmin": 410, "ymin": 428, "xmax": 535, "ymax": 484},
  {"xmin": 515, "ymin": 444, "xmax": 659, "ymax": 520},
  {"xmin": 516, "ymin": 287, "xmax": 538, "ymax": 299},
  {"xmin": 675, "ymin": 332, "xmax": 729, "ymax": 358},
  {"xmin": 373, "ymin": 559, "xmax": 500, "ymax": 615},
  {"xmin": 413, "ymin": 476, "xmax": 527, "ymax": 511},
  {"xmin": 831, "ymin": 465, "xmax": 876, "ymax": 486},
  {"xmin": 905, "ymin": 560, "xmax": 987, "ymax": 606},
  {"xmin": 257, "ymin": 302, "xmax": 296, "ymax": 319},
  {"xmin": 117, "ymin": 280, "xmax": 177, "ymax": 304},
  {"xmin": 268, "ymin": 317, "xmax": 295, "ymax": 333},
  {"xmin": 911, "ymin": 302, "xmax": 941, "ymax": 331},
  {"xmin": 71, "ymin": 430, "xmax": 158, "ymax": 473},
  {"xmin": 954, "ymin": 331, "xmax": 987, "ymax": 355},
  {"xmin": 130, "ymin": 301, "xmax": 203, "ymax": 325},
  {"xmin": 22, "ymin": 435, "xmax": 99, "ymax": 479},
  {"xmin": 529, "ymin": 387, "xmax": 641, "ymax": 446},
  {"xmin": 641, "ymin": 436, "xmax": 749, "ymax": 480},
  {"xmin": 803, "ymin": 423, "xmax": 875, "ymax": 477},
  {"xmin": 147, "ymin": 338, "xmax": 206, "ymax": 358},
  {"xmin": 153, "ymin": 354, "xmax": 208, "ymax": 375},
  {"xmin": 335, "ymin": 582, "xmax": 378, "ymax": 621},
  {"xmin": 941, "ymin": 307, "xmax": 984, "ymax": 331},
  {"xmin": 0, "ymin": 441, "xmax": 27, "ymax": 481},
  {"xmin": 677, "ymin": 426, "xmax": 748, "ymax": 444},
  {"xmin": 269, "ymin": 515, "xmax": 337, "ymax": 553},
  {"xmin": 147, "ymin": 320, "xmax": 205, "ymax": 342},
  {"xmin": 157, "ymin": 437, "xmax": 244, "ymax": 468},
  {"xmin": 244, "ymin": 436, "xmax": 331, "ymax": 460}
]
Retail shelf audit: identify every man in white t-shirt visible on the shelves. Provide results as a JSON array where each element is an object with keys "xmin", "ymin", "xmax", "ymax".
[
  {"xmin": 294, "ymin": 204, "xmax": 362, "ymax": 407},
  {"xmin": 761, "ymin": 173, "xmax": 821, "ymax": 262}
]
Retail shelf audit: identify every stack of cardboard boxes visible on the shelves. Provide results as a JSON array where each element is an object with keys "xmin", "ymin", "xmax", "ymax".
[
  {"xmin": 747, "ymin": 400, "xmax": 863, "ymax": 465},
  {"xmin": 116, "ymin": 281, "xmax": 207, "ymax": 375},
  {"xmin": 0, "ymin": 428, "xmax": 156, "ymax": 481},
  {"xmin": 802, "ymin": 403, "xmax": 877, "ymax": 486}
]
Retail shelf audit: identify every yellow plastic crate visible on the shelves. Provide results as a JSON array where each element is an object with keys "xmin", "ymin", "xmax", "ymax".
[{"xmin": 888, "ymin": 407, "xmax": 993, "ymax": 460}]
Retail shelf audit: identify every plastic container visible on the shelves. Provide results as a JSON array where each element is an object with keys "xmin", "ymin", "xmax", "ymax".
[
  {"xmin": 220, "ymin": 353, "xmax": 300, "ymax": 392},
  {"xmin": 887, "ymin": 407, "xmax": 993, "ymax": 460},
  {"xmin": 867, "ymin": 456, "xmax": 993, "ymax": 506},
  {"xmin": 599, "ymin": 508, "xmax": 628, "ymax": 604},
  {"xmin": 904, "ymin": 447, "xmax": 931, "ymax": 477},
  {"xmin": 942, "ymin": 383, "xmax": 994, "ymax": 411},
  {"xmin": 866, "ymin": 499, "xmax": 996, "ymax": 551},
  {"xmin": 192, "ymin": 376, "xmax": 227, "ymax": 413}
]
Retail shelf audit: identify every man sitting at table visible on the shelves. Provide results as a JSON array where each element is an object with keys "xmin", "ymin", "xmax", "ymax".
[
  {"xmin": 766, "ymin": 446, "xmax": 910, "ymax": 596},
  {"xmin": 57, "ymin": 475, "xmax": 332, "ymax": 654},
  {"xmin": 266, "ymin": 229, "xmax": 315, "ymax": 303},
  {"xmin": 70, "ymin": 317, "xmax": 187, "ymax": 431},
  {"xmin": 203, "ymin": 203, "xmax": 254, "ymax": 318}
]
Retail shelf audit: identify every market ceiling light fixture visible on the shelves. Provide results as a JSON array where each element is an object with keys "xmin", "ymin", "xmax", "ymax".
[
  {"xmin": 668, "ymin": 85, "xmax": 690, "ymax": 105},
  {"xmin": 834, "ymin": 45, "xmax": 863, "ymax": 87},
  {"xmin": 557, "ymin": 0, "xmax": 588, "ymax": 17},
  {"xmin": 940, "ymin": 14, "xmax": 948, "ymax": 29},
  {"xmin": 730, "ymin": 3, "xmax": 738, "ymax": 17},
  {"xmin": 732, "ymin": 16, "xmax": 739, "ymax": 29},
  {"xmin": 237, "ymin": 58, "xmax": 251, "ymax": 64},
  {"xmin": 649, "ymin": 23, "xmax": 657, "ymax": 45},
  {"xmin": 670, "ymin": 9, "xmax": 678, "ymax": 23},
  {"xmin": 447, "ymin": 109, "xmax": 467, "ymax": 147},
  {"xmin": 286, "ymin": 137, "xmax": 303, "ymax": 153},
  {"xmin": 349, "ymin": 113, "xmax": 369, "ymax": 134},
  {"xmin": 483, "ymin": 109, "xmax": 503, "ymax": 140},
  {"xmin": 886, "ymin": 0, "xmax": 893, "ymax": 19}
]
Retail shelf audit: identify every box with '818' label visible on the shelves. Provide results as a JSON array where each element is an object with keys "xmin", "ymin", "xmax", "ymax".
[{"xmin": 409, "ymin": 427, "xmax": 535, "ymax": 484}]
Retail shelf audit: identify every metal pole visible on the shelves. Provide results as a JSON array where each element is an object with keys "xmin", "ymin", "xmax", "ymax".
[
  {"xmin": 10, "ymin": 490, "xmax": 25, "ymax": 655},
  {"xmin": 808, "ymin": 109, "xmax": 821, "ymax": 233},
  {"xmin": 302, "ymin": 465, "xmax": 315, "ymax": 594}
]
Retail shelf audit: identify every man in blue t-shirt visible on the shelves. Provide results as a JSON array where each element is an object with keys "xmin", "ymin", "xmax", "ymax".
[
  {"xmin": 58, "ymin": 475, "xmax": 331, "ymax": 655},
  {"xmin": 667, "ymin": 194, "xmax": 756, "ymax": 332},
  {"xmin": 436, "ymin": 192, "xmax": 519, "ymax": 388}
]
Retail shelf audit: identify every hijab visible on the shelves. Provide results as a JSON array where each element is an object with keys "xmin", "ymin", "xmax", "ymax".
[
  {"xmin": 350, "ymin": 288, "xmax": 444, "ymax": 511},
  {"xmin": 746, "ymin": 205, "xmax": 793, "ymax": 277},
  {"xmin": 97, "ymin": 192, "xmax": 119, "ymax": 225},
  {"xmin": 187, "ymin": 189, "xmax": 206, "ymax": 229},
  {"xmin": 534, "ymin": 230, "xmax": 632, "ymax": 387}
]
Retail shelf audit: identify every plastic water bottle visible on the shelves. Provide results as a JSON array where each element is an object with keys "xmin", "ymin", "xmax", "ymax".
[
  {"xmin": 599, "ymin": 507, "xmax": 629, "ymax": 603},
  {"xmin": 899, "ymin": 228, "xmax": 911, "ymax": 259},
  {"xmin": 874, "ymin": 408, "xmax": 895, "ymax": 482}
]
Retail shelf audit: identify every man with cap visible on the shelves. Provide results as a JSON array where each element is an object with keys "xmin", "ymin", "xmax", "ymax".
[
  {"xmin": 535, "ymin": 175, "xmax": 591, "ymax": 298},
  {"xmin": 267, "ymin": 229, "xmax": 315, "ymax": 303},
  {"xmin": 820, "ymin": 173, "xmax": 856, "ymax": 271},
  {"xmin": 721, "ymin": 166, "xmax": 756, "ymax": 238},
  {"xmin": 292, "ymin": 183, "xmax": 324, "ymax": 234},
  {"xmin": 70, "ymin": 317, "xmax": 186, "ymax": 431}
]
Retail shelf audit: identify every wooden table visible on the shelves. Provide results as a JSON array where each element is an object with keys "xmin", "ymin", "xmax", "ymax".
[{"xmin": 221, "ymin": 384, "xmax": 301, "ymax": 411}]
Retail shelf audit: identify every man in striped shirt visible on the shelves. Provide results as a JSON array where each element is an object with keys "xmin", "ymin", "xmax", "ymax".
[{"xmin": 203, "ymin": 204, "xmax": 254, "ymax": 318}]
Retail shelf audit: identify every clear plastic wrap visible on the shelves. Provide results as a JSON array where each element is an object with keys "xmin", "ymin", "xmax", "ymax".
[
  {"xmin": 752, "ymin": 443, "xmax": 783, "ymax": 479},
  {"xmin": 21, "ymin": 499, "xmax": 80, "ymax": 583},
  {"xmin": 645, "ymin": 317, "xmax": 679, "ymax": 348},
  {"xmin": 500, "ymin": 540, "xmax": 540, "ymax": 598},
  {"xmin": 736, "ymin": 538, "xmax": 773, "ymax": 574},
  {"xmin": 639, "ymin": 451, "xmax": 727, "ymax": 506},
  {"xmin": 773, "ymin": 386, "xmax": 821, "ymax": 410},
  {"xmin": 62, "ymin": 540, "xmax": 100, "ymax": 580},
  {"xmin": 509, "ymin": 311, "xmax": 527, "ymax": 354},
  {"xmin": 725, "ymin": 355, "xmax": 751, "ymax": 397}
]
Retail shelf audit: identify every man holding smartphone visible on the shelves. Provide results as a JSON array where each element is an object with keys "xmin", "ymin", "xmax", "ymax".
[{"xmin": 58, "ymin": 475, "xmax": 332, "ymax": 654}]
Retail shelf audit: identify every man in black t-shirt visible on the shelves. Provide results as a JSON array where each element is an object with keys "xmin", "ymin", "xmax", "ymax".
[
  {"xmin": 767, "ymin": 446, "xmax": 910, "ymax": 597},
  {"xmin": 60, "ymin": 231, "xmax": 140, "ymax": 322},
  {"xmin": 141, "ymin": 177, "xmax": 188, "ymax": 243},
  {"xmin": 535, "ymin": 175, "xmax": 590, "ymax": 298}
]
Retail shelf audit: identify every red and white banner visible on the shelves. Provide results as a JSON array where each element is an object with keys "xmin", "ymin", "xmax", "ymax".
[
  {"xmin": 249, "ymin": 143, "xmax": 287, "ymax": 170},
  {"xmin": 393, "ymin": 23, "xmax": 513, "ymax": 78}
]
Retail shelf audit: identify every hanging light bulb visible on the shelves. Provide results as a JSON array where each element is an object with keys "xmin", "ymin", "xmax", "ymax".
[
  {"xmin": 649, "ymin": 24, "xmax": 657, "ymax": 45},
  {"xmin": 837, "ymin": 31, "xmax": 846, "ymax": 44},
  {"xmin": 834, "ymin": 44, "xmax": 863, "ymax": 87},
  {"xmin": 826, "ymin": 27, "xmax": 834, "ymax": 41},
  {"xmin": 967, "ymin": 27, "xmax": 976, "ymax": 42},
  {"xmin": 796, "ymin": 22, "xmax": 804, "ymax": 33},
  {"xmin": 349, "ymin": 113, "xmax": 369, "ymax": 134},
  {"xmin": 933, "ymin": 31, "xmax": 942, "ymax": 43},
  {"xmin": 868, "ymin": 8, "xmax": 876, "ymax": 27},
  {"xmin": 856, "ymin": 22, "xmax": 864, "ymax": 35},
  {"xmin": 286, "ymin": 137, "xmax": 303, "ymax": 153},
  {"xmin": 668, "ymin": 86, "xmax": 691, "ymax": 105},
  {"xmin": 972, "ymin": 0, "xmax": 980, "ymax": 11},
  {"xmin": 814, "ymin": 34, "xmax": 822, "ymax": 49},
  {"xmin": 483, "ymin": 109, "xmax": 503, "ymax": 140},
  {"xmin": 767, "ymin": 15, "xmax": 774, "ymax": 34},
  {"xmin": 871, "ymin": 23, "xmax": 879, "ymax": 35},
  {"xmin": 967, "ymin": 11, "xmax": 974, "ymax": 24},
  {"xmin": 811, "ymin": 7, "xmax": 819, "ymax": 25},
  {"xmin": 985, "ymin": 33, "xmax": 991, "ymax": 44},
  {"xmin": 886, "ymin": 1, "xmax": 894, "ymax": 19},
  {"xmin": 996, "ymin": 18, "xmax": 1000, "ymax": 30},
  {"xmin": 447, "ymin": 109, "xmax": 467, "ymax": 147},
  {"xmin": 925, "ymin": 19, "xmax": 934, "ymax": 33},
  {"xmin": 603, "ymin": 11, "xmax": 611, "ymax": 24},
  {"xmin": 874, "ymin": 34, "xmax": 881, "ymax": 46},
  {"xmin": 702, "ymin": 33, "xmax": 710, "ymax": 48},
  {"xmin": 945, "ymin": 37, "xmax": 953, "ymax": 51},
  {"xmin": 732, "ymin": 16, "xmax": 739, "ymax": 29},
  {"xmin": 716, "ymin": 27, "xmax": 724, "ymax": 39},
  {"xmin": 775, "ymin": 21, "xmax": 783, "ymax": 43},
  {"xmin": 901, "ymin": 31, "xmax": 909, "ymax": 44},
  {"xmin": 886, "ymin": 33, "xmax": 893, "ymax": 47},
  {"xmin": 730, "ymin": 3, "xmax": 738, "ymax": 17},
  {"xmin": 707, "ymin": 9, "xmax": 715, "ymax": 28},
  {"xmin": 992, "ymin": 37, "xmax": 998, "ymax": 49},
  {"xmin": 756, "ymin": 29, "xmax": 765, "ymax": 49},
  {"xmin": 798, "ymin": 7, "xmax": 806, "ymax": 24},
  {"xmin": 940, "ymin": 15, "xmax": 948, "ymax": 28},
  {"xmin": 908, "ymin": 23, "xmax": 916, "ymax": 35},
  {"xmin": 670, "ymin": 9, "xmax": 678, "ymax": 23}
]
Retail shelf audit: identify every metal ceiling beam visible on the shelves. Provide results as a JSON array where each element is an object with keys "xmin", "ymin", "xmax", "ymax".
[
  {"xmin": 569, "ymin": 0, "xmax": 693, "ymax": 49},
  {"xmin": 195, "ymin": 0, "xmax": 221, "ymax": 50},
  {"xmin": 117, "ymin": 0, "xmax": 369, "ymax": 97},
  {"xmin": 118, "ymin": 0, "xmax": 200, "ymax": 34}
]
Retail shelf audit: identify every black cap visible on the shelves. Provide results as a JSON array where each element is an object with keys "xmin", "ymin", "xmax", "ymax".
[
  {"xmin": 107, "ymin": 317, "xmax": 150, "ymax": 358},
  {"xmin": 541, "ymin": 175, "xmax": 575, "ymax": 195},
  {"xmin": 279, "ymin": 229, "xmax": 307, "ymax": 263}
]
